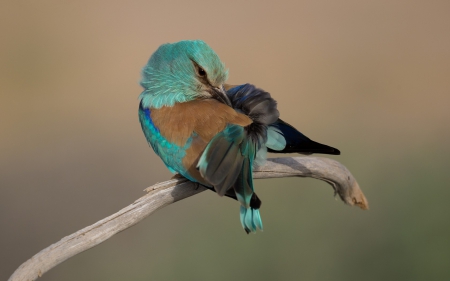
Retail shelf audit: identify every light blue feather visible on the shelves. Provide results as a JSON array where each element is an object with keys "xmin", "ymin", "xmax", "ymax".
[
  {"xmin": 266, "ymin": 126, "xmax": 286, "ymax": 151},
  {"xmin": 240, "ymin": 205, "xmax": 263, "ymax": 233}
]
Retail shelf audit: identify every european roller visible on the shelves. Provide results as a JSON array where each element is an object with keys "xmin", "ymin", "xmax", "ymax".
[{"xmin": 138, "ymin": 40, "xmax": 340, "ymax": 233}]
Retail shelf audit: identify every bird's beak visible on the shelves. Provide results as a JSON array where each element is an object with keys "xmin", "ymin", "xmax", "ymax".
[{"xmin": 209, "ymin": 85, "xmax": 231, "ymax": 106}]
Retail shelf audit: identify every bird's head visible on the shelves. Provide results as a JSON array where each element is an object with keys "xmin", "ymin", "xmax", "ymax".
[{"xmin": 139, "ymin": 40, "xmax": 229, "ymax": 108}]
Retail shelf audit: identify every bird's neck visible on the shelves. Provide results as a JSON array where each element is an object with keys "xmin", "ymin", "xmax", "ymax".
[{"xmin": 139, "ymin": 89, "xmax": 197, "ymax": 109}]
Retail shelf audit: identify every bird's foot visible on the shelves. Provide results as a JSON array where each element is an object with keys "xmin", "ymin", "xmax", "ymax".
[{"xmin": 171, "ymin": 173, "xmax": 184, "ymax": 180}]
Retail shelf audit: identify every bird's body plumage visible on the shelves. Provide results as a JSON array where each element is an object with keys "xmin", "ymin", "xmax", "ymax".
[{"xmin": 139, "ymin": 40, "xmax": 340, "ymax": 233}]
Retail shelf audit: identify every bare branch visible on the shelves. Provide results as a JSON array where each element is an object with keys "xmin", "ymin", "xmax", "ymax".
[{"xmin": 8, "ymin": 157, "xmax": 368, "ymax": 281}]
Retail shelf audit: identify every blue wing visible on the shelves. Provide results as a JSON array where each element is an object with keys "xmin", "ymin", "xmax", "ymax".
[
  {"xmin": 197, "ymin": 124, "xmax": 263, "ymax": 233},
  {"xmin": 227, "ymin": 83, "xmax": 340, "ymax": 156}
]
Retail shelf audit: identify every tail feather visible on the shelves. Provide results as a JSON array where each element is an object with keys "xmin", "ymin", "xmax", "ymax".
[
  {"xmin": 233, "ymin": 153, "xmax": 254, "ymax": 208},
  {"xmin": 233, "ymin": 139, "xmax": 265, "ymax": 233},
  {"xmin": 240, "ymin": 206, "xmax": 263, "ymax": 234}
]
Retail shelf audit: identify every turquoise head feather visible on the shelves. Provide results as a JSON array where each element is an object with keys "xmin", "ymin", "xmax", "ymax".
[{"xmin": 139, "ymin": 40, "xmax": 229, "ymax": 108}]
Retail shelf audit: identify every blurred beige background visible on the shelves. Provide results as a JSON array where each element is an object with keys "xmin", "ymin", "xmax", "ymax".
[{"xmin": 1, "ymin": 0, "xmax": 449, "ymax": 280}]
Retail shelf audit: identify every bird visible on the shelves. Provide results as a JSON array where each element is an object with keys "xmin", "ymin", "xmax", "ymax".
[{"xmin": 138, "ymin": 40, "xmax": 340, "ymax": 234}]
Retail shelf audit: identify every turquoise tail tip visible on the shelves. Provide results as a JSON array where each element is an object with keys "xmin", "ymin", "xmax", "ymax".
[{"xmin": 239, "ymin": 206, "xmax": 263, "ymax": 234}]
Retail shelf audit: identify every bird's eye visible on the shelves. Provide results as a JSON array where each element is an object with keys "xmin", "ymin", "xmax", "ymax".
[{"xmin": 198, "ymin": 67, "xmax": 206, "ymax": 77}]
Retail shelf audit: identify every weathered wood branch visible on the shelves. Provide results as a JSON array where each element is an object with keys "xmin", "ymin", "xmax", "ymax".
[{"xmin": 8, "ymin": 157, "xmax": 368, "ymax": 281}]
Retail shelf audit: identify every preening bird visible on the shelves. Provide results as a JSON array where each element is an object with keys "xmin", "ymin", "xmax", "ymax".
[{"xmin": 139, "ymin": 40, "xmax": 340, "ymax": 233}]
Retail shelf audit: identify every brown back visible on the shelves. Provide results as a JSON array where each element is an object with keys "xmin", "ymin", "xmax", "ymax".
[{"xmin": 150, "ymin": 99, "xmax": 252, "ymax": 184}]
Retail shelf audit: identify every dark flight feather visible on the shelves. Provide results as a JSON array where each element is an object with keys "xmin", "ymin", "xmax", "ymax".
[
  {"xmin": 197, "ymin": 125, "xmax": 246, "ymax": 196},
  {"xmin": 268, "ymin": 119, "xmax": 340, "ymax": 155}
]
